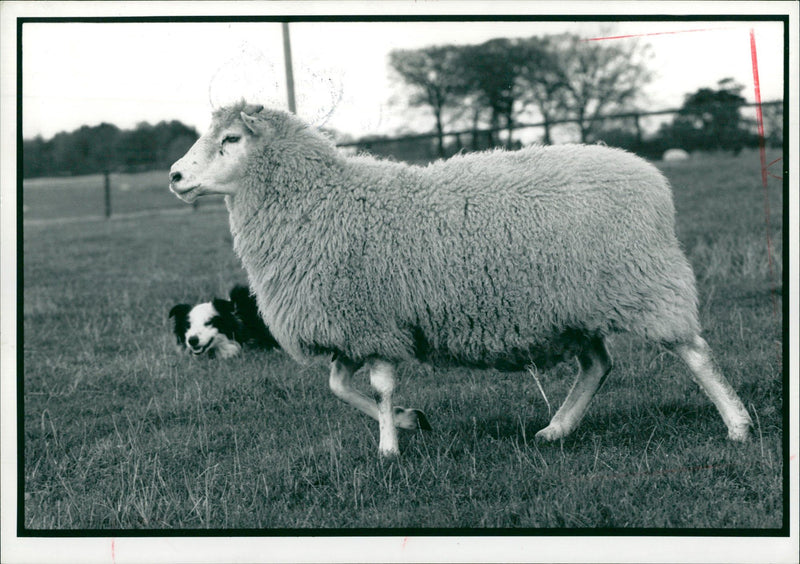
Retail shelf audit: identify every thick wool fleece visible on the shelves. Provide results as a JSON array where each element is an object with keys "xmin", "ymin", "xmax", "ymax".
[{"xmin": 220, "ymin": 104, "xmax": 700, "ymax": 368}]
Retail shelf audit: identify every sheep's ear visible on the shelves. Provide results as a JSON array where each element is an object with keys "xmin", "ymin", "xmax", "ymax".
[{"xmin": 240, "ymin": 112, "xmax": 263, "ymax": 135}]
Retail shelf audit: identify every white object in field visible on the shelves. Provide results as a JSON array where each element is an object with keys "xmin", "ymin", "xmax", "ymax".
[{"xmin": 663, "ymin": 148, "xmax": 690, "ymax": 161}]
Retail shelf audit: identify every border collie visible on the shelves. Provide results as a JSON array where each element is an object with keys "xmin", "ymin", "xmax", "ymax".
[{"xmin": 169, "ymin": 285, "xmax": 278, "ymax": 358}]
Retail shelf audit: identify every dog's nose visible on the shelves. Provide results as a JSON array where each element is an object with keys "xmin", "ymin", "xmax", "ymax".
[
  {"xmin": 188, "ymin": 336, "xmax": 199, "ymax": 347},
  {"xmin": 170, "ymin": 171, "xmax": 182, "ymax": 184}
]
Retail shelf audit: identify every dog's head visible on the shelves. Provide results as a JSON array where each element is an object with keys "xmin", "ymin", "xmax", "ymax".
[{"xmin": 168, "ymin": 299, "xmax": 242, "ymax": 358}]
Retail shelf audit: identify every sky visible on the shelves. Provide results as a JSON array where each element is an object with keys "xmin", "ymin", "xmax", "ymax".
[{"xmin": 22, "ymin": 19, "xmax": 785, "ymax": 141}]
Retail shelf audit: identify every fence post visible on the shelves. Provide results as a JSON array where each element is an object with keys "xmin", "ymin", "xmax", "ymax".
[
  {"xmin": 103, "ymin": 170, "xmax": 111, "ymax": 218},
  {"xmin": 633, "ymin": 113, "xmax": 643, "ymax": 147}
]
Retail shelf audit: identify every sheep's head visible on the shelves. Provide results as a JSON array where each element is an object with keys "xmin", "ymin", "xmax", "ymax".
[{"xmin": 169, "ymin": 102, "xmax": 266, "ymax": 203}]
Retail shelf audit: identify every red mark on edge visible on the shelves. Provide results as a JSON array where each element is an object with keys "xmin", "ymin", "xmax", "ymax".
[
  {"xmin": 583, "ymin": 27, "xmax": 730, "ymax": 42},
  {"xmin": 111, "ymin": 538, "xmax": 116, "ymax": 564},
  {"xmin": 749, "ymin": 28, "xmax": 778, "ymax": 319},
  {"xmin": 767, "ymin": 157, "xmax": 783, "ymax": 180},
  {"xmin": 402, "ymin": 536, "xmax": 409, "ymax": 550},
  {"xmin": 750, "ymin": 29, "xmax": 768, "ymax": 188}
]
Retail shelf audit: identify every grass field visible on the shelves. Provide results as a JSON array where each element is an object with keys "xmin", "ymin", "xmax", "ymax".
[
  {"xmin": 21, "ymin": 148, "xmax": 784, "ymax": 531},
  {"xmin": 22, "ymin": 170, "xmax": 225, "ymax": 221}
]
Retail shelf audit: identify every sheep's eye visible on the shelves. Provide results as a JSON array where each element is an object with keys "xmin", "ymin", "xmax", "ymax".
[{"xmin": 222, "ymin": 135, "xmax": 240, "ymax": 145}]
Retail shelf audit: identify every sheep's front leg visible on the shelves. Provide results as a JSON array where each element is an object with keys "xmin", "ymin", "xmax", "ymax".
[
  {"xmin": 329, "ymin": 356, "xmax": 376, "ymax": 419},
  {"xmin": 369, "ymin": 360, "xmax": 401, "ymax": 458},
  {"xmin": 329, "ymin": 357, "xmax": 431, "ymax": 434}
]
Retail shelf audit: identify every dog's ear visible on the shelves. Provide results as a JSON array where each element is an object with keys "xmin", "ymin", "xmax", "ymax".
[
  {"xmin": 229, "ymin": 285, "xmax": 250, "ymax": 304},
  {"xmin": 169, "ymin": 303, "xmax": 192, "ymax": 345},
  {"xmin": 212, "ymin": 298, "xmax": 234, "ymax": 316},
  {"xmin": 211, "ymin": 298, "xmax": 241, "ymax": 340},
  {"xmin": 169, "ymin": 304, "xmax": 191, "ymax": 319}
]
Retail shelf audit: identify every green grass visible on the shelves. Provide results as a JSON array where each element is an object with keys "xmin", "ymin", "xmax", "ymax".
[{"xmin": 21, "ymin": 149, "xmax": 784, "ymax": 530}]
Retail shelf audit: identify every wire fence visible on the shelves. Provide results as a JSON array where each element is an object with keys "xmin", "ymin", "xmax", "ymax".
[{"xmin": 22, "ymin": 101, "xmax": 782, "ymax": 222}]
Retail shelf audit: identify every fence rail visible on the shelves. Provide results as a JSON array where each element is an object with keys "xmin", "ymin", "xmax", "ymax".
[{"xmin": 336, "ymin": 100, "xmax": 782, "ymax": 149}]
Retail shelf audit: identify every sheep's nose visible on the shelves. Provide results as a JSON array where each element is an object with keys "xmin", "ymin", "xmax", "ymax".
[
  {"xmin": 170, "ymin": 171, "xmax": 182, "ymax": 184},
  {"xmin": 188, "ymin": 336, "xmax": 199, "ymax": 347}
]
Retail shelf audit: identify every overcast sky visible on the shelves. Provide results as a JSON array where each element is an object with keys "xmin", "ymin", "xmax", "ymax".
[{"xmin": 22, "ymin": 19, "xmax": 784, "ymax": 140}]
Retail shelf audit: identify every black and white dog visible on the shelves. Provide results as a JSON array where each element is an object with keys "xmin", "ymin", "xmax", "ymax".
[{"xmin": 169, "ymin": 285, "xmax": 279, "ymax": 358}]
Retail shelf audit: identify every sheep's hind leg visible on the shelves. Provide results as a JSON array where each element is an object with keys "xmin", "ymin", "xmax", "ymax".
[
  {"xmin": 535, "ymin": 336, "xmax": 612, "ymax": 441},
  {"xmin": 328, "ymin": 358, "xmax": 431, "ymax": 432},
  {"xmin": 669, "ymin": 335, "xmax": 752, "ymax": 441},
  {"xmin": 369, "ymin": 360, "xmax": 402, "ymax": 457}
]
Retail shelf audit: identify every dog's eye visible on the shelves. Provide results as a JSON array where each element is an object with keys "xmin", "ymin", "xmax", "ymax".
[{"xmin": 222, "ymin": 135, "xmax": 240, "ymax": 145}]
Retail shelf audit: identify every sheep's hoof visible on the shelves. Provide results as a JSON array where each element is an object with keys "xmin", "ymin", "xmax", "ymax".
[
  {"xmin": 727, "ymin": 423, "xmax": 752, "ymax": 442},
  {"xmin": 535, "ymin": 423, "xmax": 567, "ymax": 442},
  {"xmin": 379, "ymin": 447, "xmax": 400, "ymax": 461},
  {"xmin": 393, "ymin": 407, "xmax": 432, "ymax": 431}
]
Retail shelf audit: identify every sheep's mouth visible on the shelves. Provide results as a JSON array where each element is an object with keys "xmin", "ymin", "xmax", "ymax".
[{"xmin": 170, "ymin": 183, "xmax": 201, "ymax": 202}]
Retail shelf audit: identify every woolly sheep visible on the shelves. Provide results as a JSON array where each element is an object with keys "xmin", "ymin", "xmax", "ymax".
[{"xmin": 169, "ymin": 101, "xmax": 753, "ymax": 457}]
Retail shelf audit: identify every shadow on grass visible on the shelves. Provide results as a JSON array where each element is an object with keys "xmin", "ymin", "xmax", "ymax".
[{"xmin": 449, "ymin": 400, "xmax": 743, "ymax": 446}]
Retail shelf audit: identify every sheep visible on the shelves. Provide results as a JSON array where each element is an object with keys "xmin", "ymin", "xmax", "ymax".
[{"xmin": 168, "ymin": 101, "xmax": 753, "ymax": 457}]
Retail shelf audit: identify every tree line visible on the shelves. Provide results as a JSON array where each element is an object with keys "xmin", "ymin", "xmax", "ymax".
[
  {"xmin": 23, "ymin": 120, "xmax": 199, "ymax": 178},
  {"xmin": 389, "ymin": 33, "xmax": 655, "ymax": 155},
  {"xmin": 388, "ymin": 34, "xmax": 775, "ymax": 159}
]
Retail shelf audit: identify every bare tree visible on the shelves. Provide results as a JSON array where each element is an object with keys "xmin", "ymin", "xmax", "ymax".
[
  {"xmin": 389, "ymin": 33, "xmax": 652, "ymax": 152},
  {"xmin": 517, "ymin": 36, "xmax": 571, "ymax": 145},
  {"xmin": 458, "ymin": 38, "xmax": 552, "ymax": 147},
  {"xmin": 534, "ymin": 33, "xmax": 654, "ymax": 143},
  {"xmin": 389, "ymin": 45, "xmax": 469, "ymax": 157},
  {"xmin": 459, "ymin": 39, "xmax": 517, "ymax": 146}
]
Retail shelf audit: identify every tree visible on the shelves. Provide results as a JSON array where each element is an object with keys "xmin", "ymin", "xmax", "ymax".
[
  {"xmin": 668, "ymin": 78, "xmax": 755, "ymax": 153},
  {"xmin": 458, "ymin": 38, "xmax": 553, "ymax": 147},
  {"xmin": 534, "ymin": 33, "xmax": 653, "ymax": 143},
  {"xmin": 389, "ymin": 45, "xmax": 469, "ymax": 157},
  {"xmin": 116, "ymin": 122, "xmax": 157, "ymax": 169},
  {"xmin": 152, "ymin": 120, "xmax": 199, "ymax": 168},
  {"xmin": 760, "ymin": 102, "xmax": 783, "ymax": 149},
  {"xmin": 459, "ymin": 39, "xmax": 517, "ymax": 146},
  {"xmin": 23, "ymin": 135, "xmax": 52, "ymax": 177},
  {"xmin": 50, "ymin": 130, "xmax": 83, "ymax": 174},
  {"xmin": 23, "ymin": 119, "xmax": 198, "ymax": 178},
  {"xmin": 86, "ymin": 123, "xmax": 120, "ymax": 172},
  {"xmin": 516, "ymin": 36, "xmax": 571, "ymax": 145}
]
